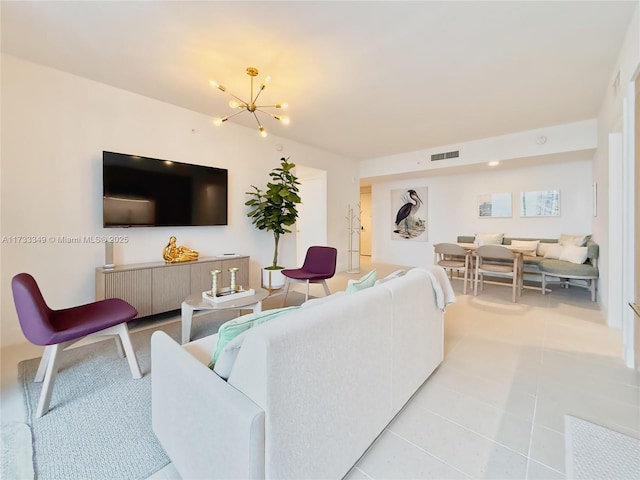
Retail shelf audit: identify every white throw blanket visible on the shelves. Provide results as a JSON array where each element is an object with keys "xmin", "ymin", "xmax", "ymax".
[{"xmin": 408, "ymin": 266, "xmax": 456, "ymax": 310}]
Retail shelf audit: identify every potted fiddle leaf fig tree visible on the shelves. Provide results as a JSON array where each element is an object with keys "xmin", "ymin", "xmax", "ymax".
[{"xmin": 245, "ymin": 157, "xmax": 302, "ymax": 289}]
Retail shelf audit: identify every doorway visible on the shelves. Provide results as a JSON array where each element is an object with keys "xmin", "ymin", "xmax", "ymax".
[
  {"xmin": 360, "ymin": 186, "xmax": 372, "ymax": 256},
  {"xmin": 295, "ymin": 166, "xmax": 327, "ymax": 266}
]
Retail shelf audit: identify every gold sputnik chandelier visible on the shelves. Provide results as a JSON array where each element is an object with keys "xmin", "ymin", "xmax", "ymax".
[{"xmin": 210, "ymin": 67, "xmax": 289, "ymax": 138}]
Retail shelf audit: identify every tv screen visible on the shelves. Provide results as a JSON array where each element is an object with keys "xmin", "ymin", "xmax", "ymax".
[{"xmin": 103, "ymin": 151, "xmax": 228, "ymax": 227}]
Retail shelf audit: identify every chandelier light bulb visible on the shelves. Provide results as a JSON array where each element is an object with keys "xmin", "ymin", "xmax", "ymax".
[
  {"xmin": 276, "ymin": 103, "xmax": 288, "ymax": 109},
  {"xmin": 228, "ymin": 100, "xmax": 240, "ymax": 109},
  {"xmin": 259, "ymin": 126, "xmax": 267, "ymax": 138},
  {"xmin": 274, "ymin": 115, "xmax": 290, "ymax": 125},
  {"xmin": 209, "ymin": 80, "xmax": 225, "ymax": 92},
  {"xmin": 264, "ymin": 75, "xmax": 271, "ymax": 84},
  {"xmin": 213, "ymin": 117, "xmax": 225, "ymax": 126}
]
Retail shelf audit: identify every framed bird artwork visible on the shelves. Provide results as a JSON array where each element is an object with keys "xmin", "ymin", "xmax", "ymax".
[{"xmin": 391, "ymin": 187, "xmax": 428, "ymax": 241}]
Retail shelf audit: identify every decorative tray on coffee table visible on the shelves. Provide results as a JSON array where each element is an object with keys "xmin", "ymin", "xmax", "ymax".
[{"xmin": 202, "ymin": 287, "xmax": 255, "ymax": 303}]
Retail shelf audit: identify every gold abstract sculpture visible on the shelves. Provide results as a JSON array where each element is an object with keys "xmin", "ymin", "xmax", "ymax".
[{"xmin": 162, "ymin": 236, "xmax": 199, "ymax": 263}]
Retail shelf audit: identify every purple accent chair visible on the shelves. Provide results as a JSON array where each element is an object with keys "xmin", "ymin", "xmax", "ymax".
[
  {"xmin": 11, "ymin": 273, "xmax": 142, "ymax": 417},
  {"xmin": 281, "ymin": 246, "xmax": 338, "ymax": 304}
]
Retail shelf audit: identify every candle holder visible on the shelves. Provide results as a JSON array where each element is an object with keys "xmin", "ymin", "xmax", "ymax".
[
  {"xmin": 203, "ymin": 266, "xmax": 255, "ymax": 303},
  {"xmin": 229, "ymin": 267, "xmax": 239, "ymax": 291},
  {"xmin": 210, "ymin": 269, "xmax": 220, "ymax": 295}
]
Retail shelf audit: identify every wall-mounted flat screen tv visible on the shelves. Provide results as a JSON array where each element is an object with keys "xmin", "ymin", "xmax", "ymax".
[{"xmin": 103, "ymin": 151, "xmax": 228, "ymax": 227}]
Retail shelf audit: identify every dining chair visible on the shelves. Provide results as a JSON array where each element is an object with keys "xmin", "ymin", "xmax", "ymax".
[
  {"xmin": 473, "ymin": 245, "xmax": 520, "ymax": 303},
  {"xmin": 11, "ymin": 273, "xmax": 142, "ymax": 417},
  {"xmin": 434, "ymin": 243, "xmax": 470, "ymax": 294},
  {"xmin": 281, "ymin": 246, "xmax": 338, "ymax": 304}
]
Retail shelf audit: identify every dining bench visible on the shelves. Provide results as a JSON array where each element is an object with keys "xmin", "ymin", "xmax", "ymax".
[{"xmin": 456, "ymin": 236, "xmax": 599, "ymax": 301}]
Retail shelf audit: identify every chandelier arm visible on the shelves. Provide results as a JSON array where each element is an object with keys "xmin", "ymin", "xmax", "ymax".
[
  {"xmin": 255, "ymin": 108, "xmax": 276, "ymax": 116},
  {"xmin": 258, "ymin": 110, "xmax": 288, "ymax": 124},
  {"xmin": 252, "ymin": 84, "xmax": 267, "ymax": 105},
  {"xmin": 251, "ymin": 112, "xmax": 263, "ymax": 128},
  {"xmin": 226, "ymin": 92, "xmax": 248, "ymax": 105},
  {"xmin": 225, "ymin": 109, "xmax": 248, "ymax": 120}
]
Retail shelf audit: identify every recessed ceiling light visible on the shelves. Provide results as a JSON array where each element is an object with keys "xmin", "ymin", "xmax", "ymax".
[{"xmin": 488, "ymin": 161, "xmax": 499, "ymax": 167}]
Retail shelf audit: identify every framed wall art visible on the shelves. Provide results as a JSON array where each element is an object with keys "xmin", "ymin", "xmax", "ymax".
[
  {"xmin": 391, "ymin": 187, "xmax": 427, "ymax": 241},
  {"xmin": 477, "ymin": 192, "xmax": 512, "ymax": 218},
  {"xmin": 520, "ymin": 189, "xmax": 560, "ymax": 217}
]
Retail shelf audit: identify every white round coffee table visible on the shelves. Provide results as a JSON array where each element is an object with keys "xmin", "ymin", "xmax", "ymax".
[{"xmin": 181, "ymin": 288, "xmax": 269, "ymax": 344}]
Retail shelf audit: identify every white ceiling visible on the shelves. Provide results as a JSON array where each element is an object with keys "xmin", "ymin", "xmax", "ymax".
[{"xmin": 1, "ymin": 1, "xmax": 636, "ymax": 160}]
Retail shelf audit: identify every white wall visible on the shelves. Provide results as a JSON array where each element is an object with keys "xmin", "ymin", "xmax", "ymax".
[
  {"xmin": 370, "ymin": 159, "xmax": 593, "ymax": 267},
  {"xmin": 593, "ymin": 4, "xmax": 640, "ymax": 325},
  {"xmin": 0, "ymin": 54, "xmax": 359, "ymax": 348}
]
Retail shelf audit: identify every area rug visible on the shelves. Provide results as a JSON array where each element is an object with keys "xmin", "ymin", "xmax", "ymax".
[
  {"xmin": 18, "ymin": 321, "xmax": 191, "ymax": 480},
  {"xmin": 1, "ymin": 422, "xmax": 34, "ymax": 480},
  {"xmin": 565, "ymin": 415, "xmax": 640, "ymax": 479},
  {"xmin": 18, "ymin": 292, "xmax": 308, "ymax": 480}
]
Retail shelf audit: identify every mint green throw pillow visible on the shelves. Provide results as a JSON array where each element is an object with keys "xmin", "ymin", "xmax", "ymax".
[
  {"xmin": 346, "ymin": 269, "xmax": 377, "ymax": 293},
  {"xmin": 209, "ymin": 306, "xmax": 300, "ymax": 369}
]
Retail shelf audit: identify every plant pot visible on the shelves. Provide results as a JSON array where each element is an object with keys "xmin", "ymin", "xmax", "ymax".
[{"xmin": 262, "ymin": 268, "xmax": 285, "ymax": 290}]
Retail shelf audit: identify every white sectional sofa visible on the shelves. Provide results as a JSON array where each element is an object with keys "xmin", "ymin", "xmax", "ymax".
[{"xmin": 151, "ymin": 267, "xmax": 451, "ymax": 479}]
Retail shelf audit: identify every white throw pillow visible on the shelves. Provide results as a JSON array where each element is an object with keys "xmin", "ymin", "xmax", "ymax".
[
  {"xmin": 536, "ymin": 242, "xmax": 557, "ymax": 257},
  {"xmin": 559, "ymin": 246, "xmax": 588, "ymax": 264},
  {"xmin": 559, "ymin": 234, "xmax": 591, "ymax": 247},
  {"xmin": 474, "ymin": 233, "xmax": 504, "ymax": 246},
  {"xmin": 510, "ymin": 240, "xmax": 540, "ymax": 257},
  {"xmin": 543, "ymin": 244, "xmax": 565, "ymax": 259},
  {"xmin": 374, "ymin": 269, "xmax": 406, "ymax": 286}
]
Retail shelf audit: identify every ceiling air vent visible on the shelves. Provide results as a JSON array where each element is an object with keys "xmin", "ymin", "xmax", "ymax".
[{"xmin": 430, "ymin": 150, "xmax": 459, "ymax": 161}]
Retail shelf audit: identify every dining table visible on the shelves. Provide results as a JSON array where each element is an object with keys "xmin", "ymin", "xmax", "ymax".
[{"xmin": 456, "ymin": 242, "xmax": 546, "ymax": 295}]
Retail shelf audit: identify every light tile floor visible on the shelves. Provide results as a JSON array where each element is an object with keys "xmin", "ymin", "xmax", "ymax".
[{"xmin": 3, "ymin": 258, "xmax": 639, "ymax": 480}]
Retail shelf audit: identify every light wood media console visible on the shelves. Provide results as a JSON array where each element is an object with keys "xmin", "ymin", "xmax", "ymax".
[{"xmin": 95, "ymin": 255, "xmax": 249, "ymax": 318}]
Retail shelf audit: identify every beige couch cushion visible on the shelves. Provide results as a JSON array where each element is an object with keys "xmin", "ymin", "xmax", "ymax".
[
  {"xmin": 301, "ymin": 291, "xmax": 347, "ymax": 308},
  {"xmin": 559, "ymin": 233, "xmax": 591, "ymax": 247},
  {"xmin": 559, "ymin": 245, "xmax": 588, "ymax": 264},
  {"xmin": 382, "ymin": 270, "xmax": 443, "ymax": 413},
  {"xmin": 511, "ymin": 240, "xmax": 540, "ymax": 256},
  {"xmin": 183, "ymin": 334, "xmax": 219, "ymax": 366},
  {"xmin": 228, "ymin": 285, "xmax": 394, "ymax": 480},
  {"xmin": 544, "ymin": 244, "xmax": 565, "ymax": 259},
  {"xmin": 474, "ymin": 232, "xmax": 504, "ymax": 246}
]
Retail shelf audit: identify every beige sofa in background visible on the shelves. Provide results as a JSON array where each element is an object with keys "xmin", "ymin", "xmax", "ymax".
[{"xmin": 457, "ymin": 235, "xmax": 599, "ymax": 301}]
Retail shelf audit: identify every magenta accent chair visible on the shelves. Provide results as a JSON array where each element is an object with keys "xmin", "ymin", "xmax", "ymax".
[
  {"xmin": 281, "ymin": 246, "xmax": 338, "ymax": 304},
  {"xmin": 11, "ymin": 273, "xmax": 142, "ymax": 417}
]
